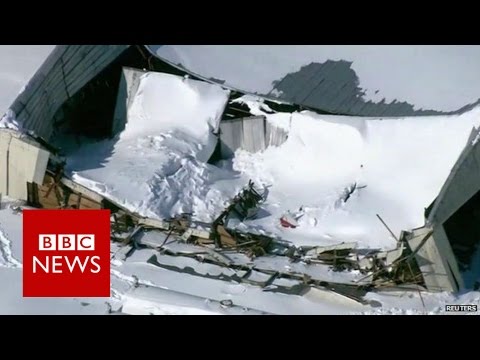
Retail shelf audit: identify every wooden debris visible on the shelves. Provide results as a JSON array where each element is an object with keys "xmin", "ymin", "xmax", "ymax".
[
  {"xmin": 207, "ymin": 181, "xmax": 270, "ymax": 255},
  {"xmin": 137, "ymin": 217, "xmax": 170, "ymax": 231},
  {"xmin": 26, "ymin": 162, "xmax": 428, "ymax": 296},
  {"xmin": 27, "ymin": 169, "xmax": 102, "ymax": 210}
]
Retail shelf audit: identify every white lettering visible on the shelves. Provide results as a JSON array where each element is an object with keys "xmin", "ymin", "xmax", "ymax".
[
  {"xmin": 52, "ymin": 256, "xmax": 63, "ymax": 273},
  {"xmin": 65, "ymin": 256, "xmax": 90, "ymax": 273},
  {"xmin": 90, "ymin": 256, "xmax": 101, "ymax": 273},
  {"xmin": 59, "ymin": 235, "xmax": 76, "ymax": 251},
  {"xmin": 38, "ymin": 234, "xmax": 96, "ymax": 251},
  {"xmin": 39, "ymin": 235, "xmax": 56, "ymax": 251},
  {"xmin": 77, "ymin": 235, "xmax": 95, "ymax": 251},
  {"xmin": 33, "ymin": 256, "xmax": 49, "ymax": 273}
]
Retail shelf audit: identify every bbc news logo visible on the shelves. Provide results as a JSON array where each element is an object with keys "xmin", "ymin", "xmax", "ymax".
[
  {"xmin": 23, "ymin": 210, "xmax": 111, "ymax": 297},
  {"xmin": 34, "ymin": 235, "xmax": 100, "ymax": 274}
]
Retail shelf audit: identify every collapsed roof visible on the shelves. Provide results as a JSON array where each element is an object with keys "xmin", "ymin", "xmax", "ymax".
[
  {"xmin": 151, "ymin": 45, "xmax": 480, "ymax": 117},
  {"xmin": 2, "ymin": 45, "xmax": 480, "ymax": 295}
]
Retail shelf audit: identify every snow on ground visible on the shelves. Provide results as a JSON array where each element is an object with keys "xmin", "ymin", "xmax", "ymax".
[
  {"xmin": 0, "ymin": 205, "xmax": 22, "ymax": 268},
  {"xmin": 0, "ymin": 110, "xmax": 23, "ymax": 131},
  {"xmin": 0, "ymin": 268, "xmax": 112, "ymax": 315},
  {"xmin": 0, "ymin": 202, "xmax": 116, "ymax": 315},
  {"xmin": 360, "ymin": 289, "xmax": 480, "ymax": 315},
  {"xmin": 2, "ymin": 200, "xmax": 480, "ymax": 315}
]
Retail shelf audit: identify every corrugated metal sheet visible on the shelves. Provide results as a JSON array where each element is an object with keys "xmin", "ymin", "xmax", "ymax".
[
  {"xmin": 424, "ymin": 127, "xmax": 480, "ymax": 290},
  {"xmin": 219, "ymin": 118, "xmax": 246, "ymax": 158},
  {"xmin": 9, "ymin": 45, "xmax": 131, "ymax": 140},
  {"xmin": 151, "ymin": 46, "xmax": 480, "ymax": 118},
  {"xmin": 407, "ymin": 226, "xmax": 462, "ymax": 292},
  {"xmin": 219, "ymin": 116, "xmax": 288, "ymax": 158},
  {"xmin": 242, "ymin": 117, "xmax": 266, "ymax": 154},
  {"xmin": 270, "ymin": 60, "xmax": 429, "ymax": 117},
  {"xmin": 266, "ymin": 122, "xmax": 288, "ymax": 148},
  {"xmin": 113, "ymin": 67, "xmax": 148, "ymax": 136}
]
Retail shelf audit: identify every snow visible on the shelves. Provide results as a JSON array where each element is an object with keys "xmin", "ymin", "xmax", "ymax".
[
  {"xmin": 0, "ymin": 110, "xmax": 22, "ymax": 131},
  {"xmin": 64, "ymin": 73, "xmax": 480, "ymax": 250},
  {"xmin": 115, "ymin": 257, "xmax": 367, "ymax": 315},
  {"xmin": 0, "ymin": 45, "xmax": 55, "ymax": 115},
  {"xmin": 0, "ymin": 202, "xmax": 23, "ymax": 268},
  {"xmin": 152, "ymin": 45, "xmax": 480, "ymax": 113},
  {"xmin": 0, "ymin": 203, "xmax": 118, "ymax": 315},
  {"xmin": 65, "ymin": 72, "xmax": 232, "ymax": 221},
  {"xmin": 122, "ymin": 297, "xmax": 222, "ymax": 315},
  {"xmin": 0, "ymin": 224, "xmax": 22, "ymax": 268},
  {"xmin": 359, "ymin": 289, "xmax": 480, "ymax": 315},
  {"xmin": 2, "ymin": 45, "xmax": 480, "ymax": 315},
  {"xmin": 472, "ymin": 127, "xmax": 480, "ymax": 145},
  {"xmin": 228, "ymin": 105, "xmax": 480, "ymax": 248},
  {"xmin": 0, "ymin": 268, "xmax": 113, "ymax": 315},
  {"xmin": 1, "ymin": 199, "xmax": 479, "ymax": 315},
  {"xmin": 121, "ymin": 286, "xmax": 267, "ymax": 315}
]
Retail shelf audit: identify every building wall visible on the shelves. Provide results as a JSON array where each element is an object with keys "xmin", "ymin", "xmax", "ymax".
[
  {"xmin": 219, "ymin": 116, "xmax": 288, "ymax": 158},
  {"xmin": 0, "ymin": 130, "xmax": 50, "ymax": 201},
  {"xmin": 112, "ymin": 67, "xmax": 148, "ymax": 136},
  {"xmin": 428, "ymin": 127, "xmax": 480, "ymax": 226},
  {"xmin": 266, "ymin": 122, "xmax": 289, "ymax": 148},
  {"xmin": 407, "ymin": 226, "xmax": 463, "ymax": 292},
  {"xmin": 424, "ymin": 126, "xmax": 480, "ymax": 291},
  {"xmin": 8, "ymin": 45, "xmax": 131, "ymax": 140}
]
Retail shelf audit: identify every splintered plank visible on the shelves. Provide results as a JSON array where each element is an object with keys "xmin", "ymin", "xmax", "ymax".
[
  {"xmin": 217, "ymin": 225, "xmax": 237, "ymax": 247},
  {"xmin": 65, "ymin": 192, "xmax": 101, "ymax": 210},
  {"xmin": 38, "ymin": 183, "xmax": 63, "ymax": 209},
  {"xmin": 35, "ymin": 173, "xmax": 102, "ymax": 210},
  {"xmin": 26, "ymin": 182, "xmax": 40, "ymax": 207}
]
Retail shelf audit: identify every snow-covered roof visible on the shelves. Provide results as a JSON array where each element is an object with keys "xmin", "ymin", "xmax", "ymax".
[
  {"xmin": 7, "ymin": 45, "xmax": 480, "ymax": 141},
  {"xmin": 0, "ymin": 45, "xmax": 55, "ymax": 115},
  {"xmin": 149, "ymin": 45, "xmax": 480, "ymax": 117}
]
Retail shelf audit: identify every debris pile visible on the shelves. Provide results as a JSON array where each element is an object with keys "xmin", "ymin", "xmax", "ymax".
[
  {"xmin": 210, "ymin": 181, "xmax": 269, "ymax": 253},
  {"xmin": 108, "ymin": 181, "xmax": 272, "ymax": 258},
  {"xmin": 21, "ymin": 161, "xmax": 438, "ymax": 303},
  {"xmin": 290, "ymin": 234, "xmax": 425, "ymax": 290}
]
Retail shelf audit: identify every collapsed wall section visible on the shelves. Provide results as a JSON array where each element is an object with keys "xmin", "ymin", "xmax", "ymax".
[
  {"xmin": 65, "ymin": 68, "xmax": 231, "ymax": 220},
  {"xmin": 426, "ymin": 126, "xmax": 480, "ymax": 290},
  {"xmin": 8, "ymin": 45, "xmax": 131, "ymax": 141},
  {"xmin": 218, "ymin": 116, "xmax": 289, "ymax": 158},
  {"xmin": 0, "ymin": 130, "xmax": 50, "ymax": 201}
]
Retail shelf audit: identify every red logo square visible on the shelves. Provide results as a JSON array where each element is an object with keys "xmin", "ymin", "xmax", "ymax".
[{"xmin": 23, "ymin": 209, "xmax": 111, "ymax": 297}]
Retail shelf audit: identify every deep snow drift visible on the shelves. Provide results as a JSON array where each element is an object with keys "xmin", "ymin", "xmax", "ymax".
[
  {"xmin": 231, "ymin": 98, "xmax": 480, "ymax": 248},
  {"xmin": 66, "ymin": 72, "xmax": 234, "ymax": 220},
  {"xmin": 65, "ymin": 68, "xmax": 480, "ymax": 250}
]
